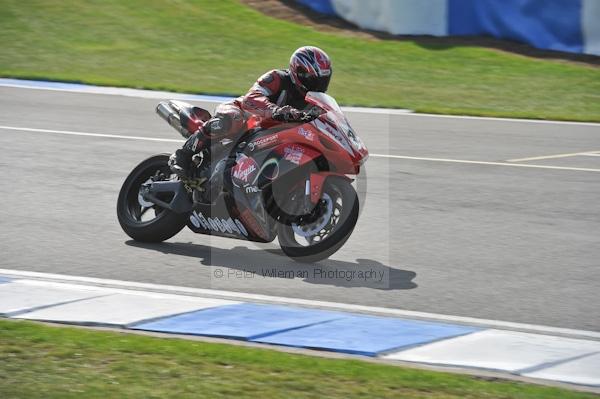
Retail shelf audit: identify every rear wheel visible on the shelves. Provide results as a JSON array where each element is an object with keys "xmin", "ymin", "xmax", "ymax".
[
  {"xmin": 277, "ymin": 176, "xmax": 359, "ymax": 262},
  {"xmin": 117, "ymin": 154, "xmax": 189, "ymax": 242}
]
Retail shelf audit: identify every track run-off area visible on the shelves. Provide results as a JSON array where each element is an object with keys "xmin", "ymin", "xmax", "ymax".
[{"xmin": 0, "ymin": 82, "xmax": 599, "ymax": 333}]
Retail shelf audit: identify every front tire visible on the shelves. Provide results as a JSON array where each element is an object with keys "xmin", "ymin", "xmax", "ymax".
[
  {"xmin": 277, "ymin": 176, "xmax": 359, "ymax": 262},
  {"xmin": 117, "ymin": 154, "xmax": 189, "ymax": 242}
]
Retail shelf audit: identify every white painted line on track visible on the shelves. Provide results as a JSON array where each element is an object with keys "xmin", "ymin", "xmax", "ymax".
[
  {"xmin": 507, "ymin": 151, "xmax": 600, "ymax": 162},
  {"xmin": 371, "ymin": 153, "xmax": 600, "ymax": 173},
  {"xmin": 2, "ymin": 79, "xmax": 600, "ymax": 126},
  {"xmin": 0, "ymin": 125, "xmax": 182, "ymax": 143},
  {"xmin": 400, "ymin": 112, "xmax": 600, "ymax": 127},
  {"xmin": 1, "ymin": 268, "xmax": 599, "ymax": 340},
  {"xmin": 339, "ymin": 106, "xmax": 413, "ymax": 115},
  {"xmin": 3, "ymin": 125, "xmax": 600, "ymax": 173}
]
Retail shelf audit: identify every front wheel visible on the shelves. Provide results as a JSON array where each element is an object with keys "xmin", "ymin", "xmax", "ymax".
[
  {"xmin": 117, "ymin": 154, "xmax": 189, "ymax": 242},
  {"xmin": 277, "ymin": 176, "xmax": 359, "ymax": 262}
]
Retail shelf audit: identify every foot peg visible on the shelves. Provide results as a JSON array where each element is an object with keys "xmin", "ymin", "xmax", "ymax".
[{"xmin": 183, "ymin": 177, "xmax": 207, "ymax": 192}]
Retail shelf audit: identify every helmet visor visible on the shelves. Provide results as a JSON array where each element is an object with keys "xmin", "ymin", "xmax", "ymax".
[{"xmin": 298, "ymin": 73, "xmax": 331, "ymax": 93}]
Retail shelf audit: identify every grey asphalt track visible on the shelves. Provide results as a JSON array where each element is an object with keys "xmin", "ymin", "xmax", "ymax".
[{"xmin": 1, "ymin": 86, "xmax": 599, "ymax": 331}]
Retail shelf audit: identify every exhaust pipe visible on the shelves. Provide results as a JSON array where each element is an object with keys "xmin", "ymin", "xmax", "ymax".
[{"xmin": 156, "ymin": 101, "xmax": 193, "ymax": 139}]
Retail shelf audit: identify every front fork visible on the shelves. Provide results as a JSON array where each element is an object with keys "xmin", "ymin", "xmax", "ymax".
[{"xmin": 305, "ymin": 172, "xmax": 347, "ymax": 210}]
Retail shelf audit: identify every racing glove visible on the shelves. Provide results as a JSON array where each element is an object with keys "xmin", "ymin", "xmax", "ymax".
[{"xmin": 272, "ymin": 105, "xmax": 304, "ymax": 123}]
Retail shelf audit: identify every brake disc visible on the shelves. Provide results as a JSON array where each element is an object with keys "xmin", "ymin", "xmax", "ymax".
[{"xmin": 292, "ymin": 193, "xmax": 334, "ymax": 237}]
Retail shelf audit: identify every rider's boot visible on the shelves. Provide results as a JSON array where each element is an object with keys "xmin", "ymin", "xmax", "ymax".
[
  {"xmin": 169, "ymin": 130, "xmax": 208, "ymax": 178},
  {"xmin": 168, "ymin": 148, "xmax": 194, "ymax": 178},
  {"xmin": 169, "ymin": 122, "xmax": 230, "ymax": 203}
]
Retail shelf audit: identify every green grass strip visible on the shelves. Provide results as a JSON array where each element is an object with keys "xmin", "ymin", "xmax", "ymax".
[
  {"xmin": 0, "ymin": 0, "xmax": 599, "ymax": 122},
  {"xmin": 0, "ymin": 320, "xmax": 596, "ymax": 398}
]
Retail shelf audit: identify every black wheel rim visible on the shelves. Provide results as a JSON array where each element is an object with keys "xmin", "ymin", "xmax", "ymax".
[{"xmin": 124, "ymin": 164, "xmax": 174, "ymax": 225}]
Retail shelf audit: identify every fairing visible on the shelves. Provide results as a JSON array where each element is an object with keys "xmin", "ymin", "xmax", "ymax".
[{"xmin": 305, "ymin": 92, "xmax": 368, "ymax": 164}]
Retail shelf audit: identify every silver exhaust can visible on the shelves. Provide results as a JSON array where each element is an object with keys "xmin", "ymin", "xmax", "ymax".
[{"xmin": 156, "ymin": 101, "xmax": 192, "ymax": 139}]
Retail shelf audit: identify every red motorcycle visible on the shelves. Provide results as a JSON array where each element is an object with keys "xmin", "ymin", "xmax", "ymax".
[{"xmin": 117, "ymin": 92, "xmax": 368, "ymax": 262}]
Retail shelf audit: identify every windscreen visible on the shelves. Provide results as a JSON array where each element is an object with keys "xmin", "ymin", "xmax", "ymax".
[
  {"xmin": 305, "ymin": 91, "xmax": 342, "ymax": 114},
  {"xmin": 305, "ymin": 91, "xmax": 366, "ymax": 155}
]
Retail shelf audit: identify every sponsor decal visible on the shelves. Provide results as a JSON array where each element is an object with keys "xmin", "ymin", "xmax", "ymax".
[
  {"xmin": 297, "ymin": 127, "xmax": 314, "ymax": 141},
  {"xmin": 248, "ymin": 133, "xmax": 278, "ymax": 151},
  {"xmin": 190, "ymin": 211, "xmax": 248, "ymax": 237},
  {"xmin": 245, "ymin": 185, "xmax": 259, "ymax": 193},
  {"xmin": 312, "ymin": 119, "xmax": 353, "ymax": 155},
  {"xmin": 283, "ymin": 145, "xmax": 304, "ymax": 165},
  {"xmin": 254, "ymin": 157, "xmax": 280, "ymax": 182},
  {"xmin": 232, "ymin": 154, "xmax": 258, "ymax": 187}
]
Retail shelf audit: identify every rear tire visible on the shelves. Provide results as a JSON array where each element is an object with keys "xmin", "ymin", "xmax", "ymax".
[
  {"xmin": 117, "ymin": 154, "xmax": 189, "ymax": 242},
  {"xmin": 277, "ymin": 176, "xmax": 359, "ymax": 262}
]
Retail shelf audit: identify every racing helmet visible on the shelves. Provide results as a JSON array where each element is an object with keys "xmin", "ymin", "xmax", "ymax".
[{"xmin": 289, "ymin": 46, "xmax": 332, "ymax": 94}]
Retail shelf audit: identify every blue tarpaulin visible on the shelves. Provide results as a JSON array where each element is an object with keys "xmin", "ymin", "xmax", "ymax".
[
  {"xmin": 297, "ymin": 0, "xmax": 336, "ymax": 16},
  {"xmin": 448, "ymin": 0, "xmax": 583, "ymax": 53}
]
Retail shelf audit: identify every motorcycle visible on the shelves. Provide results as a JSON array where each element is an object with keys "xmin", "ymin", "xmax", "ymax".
[{"xmin": 116, "ymin": 92, "xmax": 368, "ymax": 262}]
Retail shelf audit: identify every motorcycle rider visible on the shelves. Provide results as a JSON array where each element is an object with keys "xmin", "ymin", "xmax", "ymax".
[{"xmin": 168, "ymin": 46, "xmax": 333, "ymax": 182}]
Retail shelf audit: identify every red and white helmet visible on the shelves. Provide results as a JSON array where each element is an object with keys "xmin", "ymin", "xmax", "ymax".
[{"xmin": 289, "ymin": 46, "xmax": 332, "ymax": 94}]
